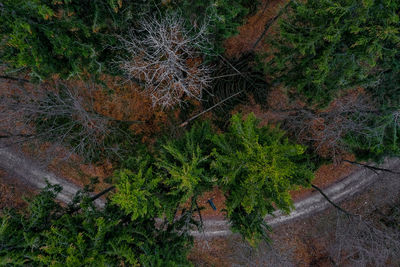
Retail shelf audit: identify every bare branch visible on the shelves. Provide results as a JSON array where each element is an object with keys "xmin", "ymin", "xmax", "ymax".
[
  {"xmin": 329, "ymin": 214, "xmax": 400, "ymax": 266},
  {"xmin": 116, "ymin": 13, "xmax": 212, "ymax": 108},
  {"xmin": 281, "ymin": 92, "xmax": 380, "ymax": 161},
  {"xmin": 311, "ymin": 184, "xmax": 354, "ymax": 216},
  {"xmin": 0, "ymin": 81, "xmax": 134, "ymax": 162}
]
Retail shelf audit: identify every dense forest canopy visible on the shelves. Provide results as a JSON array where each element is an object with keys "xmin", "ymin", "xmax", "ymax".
[{"xmin": 0, "ymin": 0, "xmax": 399, "ymax": 265}]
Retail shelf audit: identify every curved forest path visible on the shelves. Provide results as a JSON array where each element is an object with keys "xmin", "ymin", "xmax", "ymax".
[
  {"xmin": 0, "ymin": 145, "xmax": 105, "ymax": 207},
  {"xmin": 1, "ymin": 144, "xmax": 399, "ymax": 237}
]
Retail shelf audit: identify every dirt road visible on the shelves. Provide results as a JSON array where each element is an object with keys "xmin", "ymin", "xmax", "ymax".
[
  {"xmin": 0, "ymin": 145, "xmax": 104, "ymax": 207},
  {"xmin": 1, "ymin": 144, "xmax": 398, "ymax": 237}
]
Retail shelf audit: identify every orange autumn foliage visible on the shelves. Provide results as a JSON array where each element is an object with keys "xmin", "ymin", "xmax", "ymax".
[{"xmin": 59, "ymin": 75, "xmax": 169, "ymax": 140}]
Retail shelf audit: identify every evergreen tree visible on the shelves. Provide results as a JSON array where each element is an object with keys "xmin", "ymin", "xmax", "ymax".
[
  {"xmin": 113, "ymin": 114, "xmax": 314, "ymax": 245},
  {"xmin": 0, "ymin": 184, "xmax": 194, "ymax": 266},
  {"xmin": 263, "ymin": 0, "xmax": 400, "ymax": 106},
  {"xmin": 156, "ymin": 121, "xmax": 215, "ymax": 218},
  {"xmin": 211, "ymin": 113, "xmax": 314, "ymax": 244},
  {"xmin": 112, "ymin": 122, "xmax": 215, "ymax": 225},
  {"xmin": 170, "ymin": 0, "xmax": 259, "ymax": 55},
  {"xmin": 343, "ymin": 107, "xmax": 400, "ymax": 161},
  {"xmin": 1, "ymin": 114, "xmax": 315, "ymax": 264},
  {"xmin": 0, "ymin": 0, "xmax": 150, "ymax": 79}
]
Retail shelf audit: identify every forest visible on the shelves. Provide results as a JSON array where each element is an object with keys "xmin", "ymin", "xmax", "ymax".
[{"xmin": 0, "ymin": 0, "xmax": 399, "ymax": 266}]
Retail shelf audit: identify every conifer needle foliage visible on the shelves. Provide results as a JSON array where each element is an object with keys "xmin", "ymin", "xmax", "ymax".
[
  {"xmin": 211, "ymin": 113, "xmax": 314, "ymax": 243},
  {"xmin": 1, "ymin": 113, "xmax": 314, "ymax": 264},
  {"xmin": 0, "ymin": 184, "xmax": 193, "ymax": 266},
  {"xmin": 263, "ymin": 0, "xmax": 400, "ymax": 106},
  {"xmin": 0, "ymin": 0, "xmax": 147, "ymax": 79},
  {"xmin": 112, "ymin": 113, "xmax": 314, "ymax": 245}
]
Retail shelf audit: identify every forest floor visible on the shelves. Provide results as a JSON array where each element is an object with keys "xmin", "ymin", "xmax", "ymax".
[
  {"xmin": 0, "ymin": 143, "xmax": 105, "ymax": 207},
  {"xmin": 0, "ymin": 168, "xmax": 35, "ymax": 211}
]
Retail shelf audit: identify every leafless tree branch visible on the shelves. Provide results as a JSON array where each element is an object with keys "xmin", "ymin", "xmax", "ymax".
[
  {"xmin": 116, "ymin": 13, "xmax": 212, "ymax": 108},
  {"xmin": 281, "ymin": 93, "xmax": 387, "ymax": 161},
  {"xmin": 329, "ymin": 213, "xmax": 400, "ymax": 266},
  {"xmin": 0, "ymin": 81, "xmax": 134, "ymax": 162}
]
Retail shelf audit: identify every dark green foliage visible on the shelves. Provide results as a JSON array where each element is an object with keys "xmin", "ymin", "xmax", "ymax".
[
  {"xmin": 112, "ymin": 159, "xmax": 162, "ymax": 221},
  {"xmin": 113, "ymin": 113, "xmax": 314, "ymax": 245},
  {"xmin": 0, "ymin": 0, "xmax": 258, "ymax": 79},
  {"xmin": 170, "ymin": 0, "xmax": 259, "ymax": 55},
  {"xmin": 365, "ymin": 55, "xmax": 400, "ymax": 107},
  {"xmin": 113, "ymin": 122, "xmax": 215, "ymax": 223},
  {"xmin": 0, "ymin": 184, "xmax": 193, "ymax": 266},
  {"xmin": 263, "ymin": 0, "xmax": 400, "ymax": 106},
  {"xmin": 343, "ymin": 108, "xmax": 400, "ymax": 161},
  {"xmin": 211, "ymin": 113, "xmax": 314, "ymax": 243},
  {"xmin": 156, "ymin": 121, "xmax": 215, "ymax": 213},
  {"xmin": 1, "ymin": 114, "xmax": 315, "ymax": 264},
  {"xmin": 0, "ymin": 0, "xmax": 152, "ymax": 79}
]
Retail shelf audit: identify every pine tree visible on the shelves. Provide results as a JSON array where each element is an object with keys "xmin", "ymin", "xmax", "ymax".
[
  {"xmin": 211, "ymin": 113, "xmax": 314, "ymax": 244},
  {"xmin": 264, "ymin": 0, "xmax": 400, "ymax": 106},
  {"xmin": 0, "ymin": 0, "xmax": 150, "ymax": 79},
  {"xmin": 0, "ymin": 183, "xmax": 194, "ymax": 266}
]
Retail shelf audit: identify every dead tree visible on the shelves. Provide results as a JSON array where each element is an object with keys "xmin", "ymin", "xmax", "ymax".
[
  {"xmin": 326, "ymin": 168, "xmax": 400, "ymax": 267},
  {"xmin": 329, "ymin": 214, "xmax": 400, "ymax": 267},
  {"xmin": 0, "ymin": 81, "xmax": 134, "ymax": 162},
  {"xmin": 282, "ymin": 92, "xmax": 379, "ymax": 161},
  {"xmin": 116, "ymin": 13, "xmax": 212, "ymax": 108}
]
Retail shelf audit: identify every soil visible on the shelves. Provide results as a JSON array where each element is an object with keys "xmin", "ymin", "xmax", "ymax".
[
  {"xmin": 290, "ymin": 157, "xmax": 356, "ymax": 202},
  {"xmin": 224, "ymin": 0, "xmax": 289, "ymax": 58},
  {"xmin": 194, "ymin": 187, "xmax": 227, "ymax": 220},
  {"xmin": 0, "ymin": 168, "xmax": 36, "ymax": 211}
]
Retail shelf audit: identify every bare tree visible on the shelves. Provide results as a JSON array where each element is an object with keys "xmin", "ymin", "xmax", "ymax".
[
  {"xmin": 281, "ymin": 92, "xmax": 378, "ymax": 160},
  {"xmin": 116, "ymin": 13, "xmax": 212, "ymax": 108},
  {"xmin": 327, "ymin": 168, "xmax": 400, "ymax": 267},
  {"xmin": 0, "ymin": 81, "xmax": 134, "ymax": 162},
  {"xmin": 329, "ymin": 214, "xmax": 400, "ymax": 267}
]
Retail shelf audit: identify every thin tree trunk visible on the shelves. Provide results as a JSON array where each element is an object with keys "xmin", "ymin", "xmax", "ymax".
[
  {"xmin": 89, "ymin": 185, "xmax": 115, "ymax": 202},
  {"xmin": 343, "ymin": 159, "xmax": 400, "ymax": 175},
  {"xmin": 67, "ymin": 185, "xmax": 115, "ymax": 214},
  {"xmin": 0, "ymin": 75, "xmax": 30, "ymax": 83},
  {"xmin": 252, "ymin": 0, "xmax": 293, "ymax": 50},
  {"xmin": 311, "ymin": 184, "xmax": 354, "ymax": 216}
]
